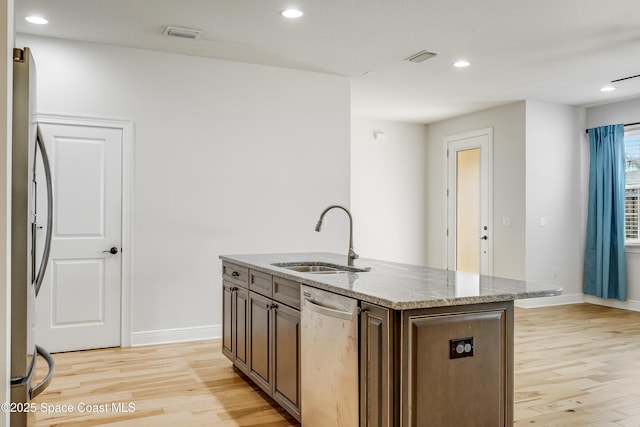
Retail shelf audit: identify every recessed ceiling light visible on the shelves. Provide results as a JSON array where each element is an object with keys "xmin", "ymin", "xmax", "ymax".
[
  {"xmin": 600, "ymin": 86, "xmax": 616, "ymax": 92},
  {"xmin": 453, "ymin": 60, "xmax": 471, "ymax": 68},
  {"xmin": 281, "ymin": 9, "xmax": 303, "ymax": 18},
  {"xmin": 25, "ymin": 16, "xmax": 48, "ymax": 25}
]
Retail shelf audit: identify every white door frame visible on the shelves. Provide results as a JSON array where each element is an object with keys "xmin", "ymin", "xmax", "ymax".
[
  {"xmin": 443, "ymin": 127, "xmax": 493, "ymax": 275},
  {"xmin": 36, "ymin": 113, "xmax": 134, "ymax": 347}
]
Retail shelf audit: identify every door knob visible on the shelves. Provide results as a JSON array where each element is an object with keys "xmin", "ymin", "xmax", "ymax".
[
  {"xmin": 480, "ymin": 235, "xmax": 488, "ymax": 240},
  {"xmin": 103, "ymin": 247, "xmax": 119, "ymax": 255}
]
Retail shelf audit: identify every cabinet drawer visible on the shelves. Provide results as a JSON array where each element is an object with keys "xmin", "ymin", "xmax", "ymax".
[
  {"xmin": 250, "ymin": 270, "xmax": 272, "ymax": 298},
  {"xmin": 273, "ymin": 276, "xmax": 301, "ymax": 309},
  {"xmin": 222, "ymin": 262, "xmax": 249, "ymax": 287}
]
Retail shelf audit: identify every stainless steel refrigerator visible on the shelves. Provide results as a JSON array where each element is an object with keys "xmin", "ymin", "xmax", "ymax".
[{"xmin": 10, "ymin": 47, "xmax": 55, "ymax": 427}]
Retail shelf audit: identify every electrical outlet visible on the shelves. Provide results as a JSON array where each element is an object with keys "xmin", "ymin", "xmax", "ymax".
[
  {"xmin": 450, "ymin": 337, "xmax": 474, "ymax": 359},
  {"xmin": 539, "ymin": 217, "xmax": 548, "ymax": 227}
]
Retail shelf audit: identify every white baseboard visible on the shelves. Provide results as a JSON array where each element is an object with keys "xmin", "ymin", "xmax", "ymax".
[
  {"xmin": 130, "ymin": 324, "xmax": 221, "ymax": 347},
  {"xmin": 515, "ymin": 293, "xmax": 584, "ymax": 308},
  {"xmin": 515, "ymin": 293, "xmax": 640, "ymax": 312},
  {"xmin": 584, "ymin": 296, "xmax": 640, "ymax": 312}
]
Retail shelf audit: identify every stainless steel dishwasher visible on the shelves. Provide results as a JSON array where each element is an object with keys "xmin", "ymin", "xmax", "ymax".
[{"xmin": 300, "ymin": 285, "xmax": 359, "ymax": 426}]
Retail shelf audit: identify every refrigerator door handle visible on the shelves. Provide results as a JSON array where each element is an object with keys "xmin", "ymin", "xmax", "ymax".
[
  {"xmin": 34, "ymin": 124, "xmax": 53, "ymax": 297},
  {"xmin": 29, "ymin": 345, "xmax": 55, "ymax": 399}
]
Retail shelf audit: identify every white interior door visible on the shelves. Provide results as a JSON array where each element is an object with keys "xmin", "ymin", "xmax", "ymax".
[
  {"xmin": 36, "ymin": 123, "xmax": 123, "ymax": 353},
  {"xmin": 445, "ymin": 128, "xmax": 493, "ymax": 275}
]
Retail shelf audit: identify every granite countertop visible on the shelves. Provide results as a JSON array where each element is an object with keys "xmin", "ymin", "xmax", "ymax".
[{"xmin": 219, "ymin": 252, "xmax": 563, "ymax": 310}]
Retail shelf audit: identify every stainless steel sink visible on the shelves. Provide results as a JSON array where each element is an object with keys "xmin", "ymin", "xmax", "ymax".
[
  {"xmin": 285, "ymin": 265, "xmax": 341, "ymax": 273},
  {"xmin": 272, "ymin": 262, "xmax": 371, "ymax": 274}
]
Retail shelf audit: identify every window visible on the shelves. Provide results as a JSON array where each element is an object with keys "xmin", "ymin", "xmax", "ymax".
[{"xmin": 625, "ymin": 129, "xmax": 640, "ymax": 244}]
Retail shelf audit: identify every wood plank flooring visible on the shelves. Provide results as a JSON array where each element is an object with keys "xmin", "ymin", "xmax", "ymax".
[
  {"xmin": 30, "ymin": 303, "xmax": 640, "ymax": 426},
  {"xmin": 513, "ymin": 303, "xmax": 640, "ymax": 426},
  {"xmin": 30, "ymin": 341, "xmax": 298, "ymax": 426}
]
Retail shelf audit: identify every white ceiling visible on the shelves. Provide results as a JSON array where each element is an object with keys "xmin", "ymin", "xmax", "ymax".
[{"xmin": 15, "ymin": 0, "xmax": 640, "ymax": 123}]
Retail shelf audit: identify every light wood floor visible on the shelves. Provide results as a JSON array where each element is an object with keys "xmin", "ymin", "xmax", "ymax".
[
  {"xmin": 513, "ymin": 303, "xmax": 640, "ymax": 426},
  {"xmin": 30, "ymin": 303, "xmax": 640, "ymax": 426}
]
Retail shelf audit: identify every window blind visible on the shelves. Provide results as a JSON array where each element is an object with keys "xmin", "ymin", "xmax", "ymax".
[{"xmin": 625, "ymin": 131, "xmax": 640, "ymax": 243}]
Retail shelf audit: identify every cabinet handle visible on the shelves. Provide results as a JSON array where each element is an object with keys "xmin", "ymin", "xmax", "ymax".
[
  {"xmin": 230, "ymin": 286, "xmax": 238, "ymax": 292},
  {"xmin": 271, "ymin": 303, "xmax": 278, "ymax": 310},
  {"xmin": 231, "ymin": 271, "xmax": 240, "ymax": 277}
]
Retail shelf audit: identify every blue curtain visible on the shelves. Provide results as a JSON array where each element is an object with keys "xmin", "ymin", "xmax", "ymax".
[{"xmin": 584, "ymin": 124, "xmax": 627, "ymax": 300}]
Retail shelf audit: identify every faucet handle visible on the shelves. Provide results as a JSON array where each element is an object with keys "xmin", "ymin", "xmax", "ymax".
[{"xmin": 349, "ymin": 249, "xmax": 359, "ymax": 260}]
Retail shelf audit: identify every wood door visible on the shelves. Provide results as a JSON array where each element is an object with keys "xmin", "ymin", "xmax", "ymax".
[
  {"xmin": 35, "ymin": 123, "xmax": 122, "ymax": 352},
  {"xmin": 272, "ymin": 303, "xmax": 300, "ymax": 421},
  {"xmin": 222, "ymin": 281, "xmax": 235, "ymax": 360},
  {"xmin": 249, "ymin": 291, "xmax": 272, "ymax": 394},
  {"xmin": 401, "ymin": 305, "xmax": 512, "ymax": 426},
  {"xmin": 360, "ymin": 302, "xmax": 392, "ymax": 427},
  {"xmin": 234, "ymin": 287, "xmax": 249, "ymax": 375}
]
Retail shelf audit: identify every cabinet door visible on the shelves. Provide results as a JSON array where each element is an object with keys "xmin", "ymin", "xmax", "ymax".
[
  {"xmin": 272, "ymin": 303, "xmax": 301, "ymax": 421},
  {"xmin": 222, "ymin": 281, "xmax": 250, "ymax": 374},
  {"xmin": 234, "ymin": 287, "xmax": 250, "ymax": 375},
  {"xmin": 360, "ymin": 302, "xmax": 392, "ymax": 427},
  {"xmin": 249, "ymin": 291, "xmax": 272, "ymax": 393},
  {"xmin": 401, "ymin": 308, "xmax": 510, "ymax": 426},
  {"xmin": 222, "ymin": 281, "xmax": 235, "ymax": 361}
]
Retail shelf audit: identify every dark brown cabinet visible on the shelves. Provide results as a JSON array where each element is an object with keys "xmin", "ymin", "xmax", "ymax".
[
  {"xmin": 233, "ymin": 287, "xmax": 249, "ymax": 374},
  {"xmin": 222, "ymin": 281, "xmax": 234, "ymax": 358},
  {"xmin": 223, "ymin": 260, "xmax": 513, "ymax": 427},
  {"xmin": 401, "ymin": 305, "xmax": 512, "ymax": 426},
  {"xmin": 272, "ymin": 302, "xmax": 301, "ymax": 418},
  {"xmin": 360, "ymin": 300, "xmax": 513, "ymax": 427},
  {"xmin": 222, "ymin": 264, "xmax": 300, "ymax": 422},
  {"xmin": 360, "ymin": 302, "xmax": 394, "ymax": 427},
  {"xmin": 248, "ymin": 291, "xmax": 272, "ymax": 392},
  {"xmin": 221, "ymin": 262, "xmax": 250, "ymax": 376}
]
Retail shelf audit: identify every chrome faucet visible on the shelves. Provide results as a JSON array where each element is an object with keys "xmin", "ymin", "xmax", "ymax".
[{"xmin": 315, "ymin": 205, "xmax": 359, "ymax": 266}]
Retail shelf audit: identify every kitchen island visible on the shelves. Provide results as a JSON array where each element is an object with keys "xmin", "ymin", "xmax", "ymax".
[{"xmin": 219, "ymin": 252, "xmax": 562, "ymax": 426}]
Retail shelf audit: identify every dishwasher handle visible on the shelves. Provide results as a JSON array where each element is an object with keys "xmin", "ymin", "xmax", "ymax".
[{"xmin": 304, "ymin": 298, "xmax": 353, "ymax": 321}]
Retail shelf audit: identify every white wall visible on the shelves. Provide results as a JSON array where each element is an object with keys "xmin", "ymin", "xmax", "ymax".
[
  {"xmin": 351, "ymin": 119, "xmax": 429, "ymax": 265},
  {"xmin": 524, "ymin": 101, "xmax": 586, "ymax": 300},
  {"xmin": 424, "ymin": 102, "xmax": 527, "ymax": 279},
  {"xmin": 586, "ymin": 98, "xmax": 640, "ymax": 128},
  {"xmin": 1, "ymin": 1, "xmax": 13, "ymax": 424},
  {"xmin": 587, "ymin": 98, "xmax": 640, "ymax": 306},
  {"xmin": 17, "ymin": 34, "xmax": 351, "ymax": 343}
]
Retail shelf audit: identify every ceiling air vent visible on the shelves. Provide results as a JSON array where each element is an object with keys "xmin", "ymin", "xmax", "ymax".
[
  {"xmin": 163, "ymin": 25, "xmax": 205, "ymax": 40},
  {"xmin": 404, "ymin": 50, "xmax": 438, "ymax": 63}
]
